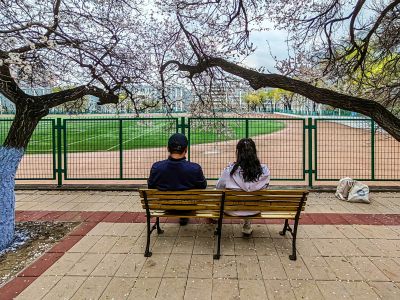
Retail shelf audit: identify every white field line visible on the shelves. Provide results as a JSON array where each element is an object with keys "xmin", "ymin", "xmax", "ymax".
[
  {"xmin": 106, "ymin": 123, "xmax": 166, "ymax": 151},
  {"xmin": 66, "ymin": 122, "xmax": 132, "ymax": 146},
  {"xmin": 29, "ymin": 136, "xmax": 53, "ymax": 144},
  {"xmin": 67, "ymin": 132, "xmax": 113, "ymax": 146}
]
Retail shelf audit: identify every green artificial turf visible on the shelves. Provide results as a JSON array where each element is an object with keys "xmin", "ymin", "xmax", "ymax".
[{"xmin": 0, "ymin": 118, "xmax": 285, "ymax": 154}]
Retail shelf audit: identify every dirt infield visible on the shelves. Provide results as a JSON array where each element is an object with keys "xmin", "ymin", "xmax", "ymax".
[{"xmin": 15, "ymin": 116, "xmax": 400, "ymax": 186}]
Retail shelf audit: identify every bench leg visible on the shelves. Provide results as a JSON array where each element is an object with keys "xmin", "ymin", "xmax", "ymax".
[
  {"xmin": 144, "ymin": 215, "xmax": 152, "ymax": 257},
  {"xmin": 213, "ymin": 217, "xmax": 223, "ymax": 260},
  {"xmin": 289, "ymin": 220, "xmax": 299, "ymax": 261},
  {"xmin": 156, "ymin": 217, "xmax": 164, "ymax": 234},
  {"xmin": 279, "ymin": 219, "xmax": 289, "ymax": 236}
]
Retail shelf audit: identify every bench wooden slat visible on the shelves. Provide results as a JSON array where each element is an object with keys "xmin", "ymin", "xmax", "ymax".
[
  {"xmin": 145, "ymin": 194, "xmax": 223, "ymax": 200},
  {"xmin": 141, "ymin": 200, "xmax": 221, "ymax": 205},
  {"xmin": 142, "ymin": 189, "xmax": 224, "ymax": 195},
  {"xmin": 224, "ymin": 190, "xmax": 308, "ymax": 195},
  {"xmin": 144, "ymin": 204, "xmax": 220, "ymax": 210},
  {"xmin": 224, "ymin": 206, "xmax": 305, "ymax": 211},
  {"xmin": 225, "ymin": 195, "xmax": 303, "ymax": 202},
  {"xmin": 224, "ymin": 212, "xmax": 297, "ymax": 219},
  {"xmin": 223, "ymin": 201, "xmax": 304, "ymax": 206},
  {"xmin": 150, "ymin": 211, "xmax": 220, "ymax": 218}
]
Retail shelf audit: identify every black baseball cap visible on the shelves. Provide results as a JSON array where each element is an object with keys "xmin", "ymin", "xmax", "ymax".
[{"xmin": 168, "ymin": 133, "xmax": 188, "ymax": 152}]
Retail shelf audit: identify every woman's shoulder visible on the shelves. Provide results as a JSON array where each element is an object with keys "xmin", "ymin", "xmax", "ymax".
[
  {"xmin": 224, "ymin": 162, "xmax": 235, "ymax": 171},
  {"xmin": 261, "ymin": 164, "xmax": 270, "ymax": 174},
  {"xmin": 225, "ymin": 162, "xmax": 235, "ymax": 169}
]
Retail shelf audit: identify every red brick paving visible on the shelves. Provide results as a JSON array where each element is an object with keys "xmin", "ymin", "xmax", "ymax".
[
  {"xmin": 14, "ymin": 210, "xmax": 400, "ymax": 225},
  {"xmin": 48, "ymin": 235, "xmax": 83, "ymax": 253},
  {"xmin": 0, "ymin": 277, "xmax": 37, "ymax": 300},
  {"xmin": 68, "ymin": 222, "xmax": 98, "ymax": 236},
  {"xmin": 55, "ymin": 211, "xmax": 82, "ymax": 222},
  {"xmin": 102, "ymin": 211, "xmax": 125, "ymax": 222},
  {"xmin": 18, "ymin": 253, "xmax": 64, "ymax": 277}
]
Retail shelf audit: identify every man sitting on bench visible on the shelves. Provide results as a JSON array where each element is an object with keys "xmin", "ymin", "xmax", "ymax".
[{"xmin": 148, "ymin": 133, "xmax": 207, "ymax": 225}]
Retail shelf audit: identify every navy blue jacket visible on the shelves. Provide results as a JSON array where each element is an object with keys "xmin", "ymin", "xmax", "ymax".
[{"xmin": 148, "ymin": 157, "xmax": 207, "ymax": 191}]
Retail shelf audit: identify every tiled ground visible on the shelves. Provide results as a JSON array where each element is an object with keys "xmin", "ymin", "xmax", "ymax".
[
  {"xmin": 1, "ymin": 190, "xmax": 399, "ymax": 299},
  {"xmin": 14, "ymin": 222, "xmax": 400, "ymax": 300}
]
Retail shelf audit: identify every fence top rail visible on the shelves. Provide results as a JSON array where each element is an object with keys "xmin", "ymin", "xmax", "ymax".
[
  {"xmin": 62, "ymin": 117, "xmax": 179, "ymax": 121},
  {"xmin": 188, "ymin": 117, "xmax": 306, "ymax": 121},
  {"xmin": 0, "ymin": 118, "xmax": 55, "ymax": 122},
  {"xmin": 314, "ymin": 118, "xmax": 371, "ymax": 121},
  {"xmin": 2, "ymin": 116, "xmax": 372, "ymax": 122}
]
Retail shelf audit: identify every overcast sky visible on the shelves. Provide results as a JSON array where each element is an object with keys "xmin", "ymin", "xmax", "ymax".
[{"xmin": 243, "ymin": 27, "xmax": 289, "ymax": 72}]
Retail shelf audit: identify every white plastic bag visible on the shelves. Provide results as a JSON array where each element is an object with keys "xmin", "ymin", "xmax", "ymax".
[
  {"xmin": 347, "ymin": 181, "xmax": 370, "ymax": 203},
  {"xmin": 335, "ymin": 177, "xmax": 354, "ymax": 200},
  {"xmin": 335, "ymin": 177, "xmax": 370, "ymax": 203}
]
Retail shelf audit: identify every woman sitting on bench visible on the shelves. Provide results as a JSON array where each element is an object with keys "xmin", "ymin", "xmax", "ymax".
[{"xmin": 216, "ymin": 138, "xmax": 270, "ymax": 236}]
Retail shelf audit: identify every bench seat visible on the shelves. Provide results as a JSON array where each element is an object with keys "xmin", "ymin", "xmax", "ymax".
[
  {"xmin": 139, "ymin": 189, "xmax": 308, "ymax": 260},
  {"xmin": 148, "ymin": 210, "xmax": 220, "ymax": 218}
]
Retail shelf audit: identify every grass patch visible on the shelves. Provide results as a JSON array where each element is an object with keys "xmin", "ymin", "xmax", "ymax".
[{"xmin": 0, "ymin": 118, "xmax": 285, "ymax": 153}]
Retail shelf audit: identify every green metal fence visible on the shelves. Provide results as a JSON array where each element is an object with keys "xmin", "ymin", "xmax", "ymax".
[
  {"xmin": 314, "ymin": 118, "xmax": 400, "ymax": 182},
  {"xmin": 188, "ymin": 118, "xmax": 305, "ymax": 180},
  {"xmin": 0, "ymin": 116, "xmax": 398, "ymax": 186},
  {"xmin": 0, "ymin": 118, "xmax": 56, "ymax": 180},
  {"xmin": 63, "ymin": 118, "xmax": 179, "ymax": 181}
]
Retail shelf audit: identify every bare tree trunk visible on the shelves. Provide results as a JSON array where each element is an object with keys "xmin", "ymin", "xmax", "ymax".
[
  {"xmin": 0, "ymin": 105, "xmax": 44, "ymax": 250},
  {"xmin": 4, "ymin": 105, "xmax": 45, "ymax": 148}
]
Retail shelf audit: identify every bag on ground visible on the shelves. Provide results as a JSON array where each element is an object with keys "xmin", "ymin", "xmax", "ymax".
[
  {"xmin": 335, "ymin": 177, "xmax": 354, "ymax": 200},
  {"xmin": 347, "ymin": 181, "xmax": 370, "ymax": 203},
  {"xmin": 335, "ymin": 177, "xmax": 370, "ymax": 203}
]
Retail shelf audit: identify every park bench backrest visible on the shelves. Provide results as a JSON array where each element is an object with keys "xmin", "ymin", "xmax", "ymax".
[
  {"xmin": 140, "ymin": 189, "xmax": 225, "ymax": 211},
  {"xmin": 223, "ymin": 190, "xmax": 308, "ymax": 215}
]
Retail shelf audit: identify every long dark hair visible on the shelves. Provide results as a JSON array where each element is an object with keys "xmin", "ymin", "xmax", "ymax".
[{"xmin": 230, "ymin": 138, "xmax": 263, "ymax": 182}]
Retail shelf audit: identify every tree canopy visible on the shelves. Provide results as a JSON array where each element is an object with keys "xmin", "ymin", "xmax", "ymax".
[
  {"xmin": 0, "ymin": 0, "xmax": 399, "ymax": 140},
  {"xmin": 159, "ymin": 0, "xmax": 400, "ymax": 140}
]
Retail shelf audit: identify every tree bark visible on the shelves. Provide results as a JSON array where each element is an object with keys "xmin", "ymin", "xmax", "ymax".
[
  {"xmin": 0, "ymin": 147, "xmax": 24, "ymax": 250},
  {"xmin": 0, "ymin": 104, "xmax": 45, "ymax": 250},
  {"xmin": 4, "ymin": 104, "xmax": 45, "ymax": 148}
]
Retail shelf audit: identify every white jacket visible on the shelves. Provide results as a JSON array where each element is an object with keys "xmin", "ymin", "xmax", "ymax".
[{"xmin": 216, "ymin": 163, "xmax": 270, "ymax": 191}]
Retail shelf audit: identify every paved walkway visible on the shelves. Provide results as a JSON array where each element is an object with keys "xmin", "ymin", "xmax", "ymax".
[{"xmin": 0, "ymin": 191, "xmax": 399, "ymax": 299}]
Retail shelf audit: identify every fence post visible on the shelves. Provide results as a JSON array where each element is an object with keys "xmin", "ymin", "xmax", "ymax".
[
  {"xmin": 245, "ymin": 119, "xmax": 249, "ymax": 138},
  {"xmin": 371, "ymin": 119, "xmax": 375, "ymax": 180},
  {"xmin": 56, "ymin": 118, "xmax": 63, "ymax": 187},
  {"xmin": 186, "ymin": 118, "xmax": 191, "ymax": 161},
  {"xmin": 119, "ymin": 119, "xmax": 123, "ymax": 179},
  {"xmin": 307, "ymin": 117, "xmax": 313, "ymax": 188},
  {"xmin": 180, "ymin": 117, "xmax": 186, "ymax": 135}
]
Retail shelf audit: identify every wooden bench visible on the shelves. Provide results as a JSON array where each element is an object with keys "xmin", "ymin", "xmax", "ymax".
[
  {"xmin": 223, "ymin": 190, "xmax": 308, "ymax": 260},
  {"xmin": 139, "ymin": 189, "xmax": 225, "ymax": 258},
  {"xmin": 139, "ymin": 189, "xmax": 308, "ymax": 260}
]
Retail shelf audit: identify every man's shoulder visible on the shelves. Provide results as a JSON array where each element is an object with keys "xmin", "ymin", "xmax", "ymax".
[
  {"xmin": 185, "ymin": 161, "xmax": 203, "ymax": 170},
  {"xmin": 151, "ymin": 159, "xmax": 168, "ymax": 169}
]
